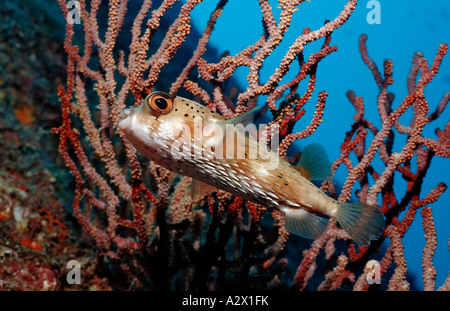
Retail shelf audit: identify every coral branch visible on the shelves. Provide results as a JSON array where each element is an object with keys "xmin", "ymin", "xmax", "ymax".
[{"xmin": 52, "ymin": 0, "xmax": 448, "ymax": 290}]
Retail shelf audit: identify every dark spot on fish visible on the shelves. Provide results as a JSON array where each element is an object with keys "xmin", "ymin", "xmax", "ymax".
[
  {"xmin": 184, "ymin": 113, "xmax": 189, "ymax": 117},
  {"xmin": 202, "ymin": 111, "xmax": 205, "ymax": 114},
  {"xmin": 186, "ymin": 103, "xmax": 189, "ymax": 106},
  {"xmin": 278, "ymin": 173, "xmax": 283, "ymax": 178},
  {"xmin": 175, "ymin": 108, "xmax": 178, "ymax": 111},
  {"xmin": 284, "ymin": 182, "xmax": 289, "ymax": 186},
  {"xmin": 191, "ymin": 106, "xmax": 194, "ymax": 109}
]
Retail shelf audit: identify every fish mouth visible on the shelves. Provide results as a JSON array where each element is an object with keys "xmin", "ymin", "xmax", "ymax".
[
  {"xmin": 119, "ymin": 107, "xmax": 135, "ymax": 131},
  {"xmin": 121, "ymin": 107, "xmax": 134, "ymax": 120}
]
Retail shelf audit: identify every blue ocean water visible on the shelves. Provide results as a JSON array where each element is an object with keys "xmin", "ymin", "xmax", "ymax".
[{"xmin": 190, "ymin": 0, "xmax": 450, "ymax": 290}]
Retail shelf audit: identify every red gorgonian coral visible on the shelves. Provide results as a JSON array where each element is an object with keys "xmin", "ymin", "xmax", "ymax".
[{"xmin": 51, "ymin": 0, "xmax": 449, "ymax": 290}]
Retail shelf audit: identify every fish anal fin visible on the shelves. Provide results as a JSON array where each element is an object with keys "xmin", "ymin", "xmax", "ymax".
[
  {"xmin": 190, "ymin": 178, "xmax": 216, "ymax": 201},
  {"xmin": 280, "ymin": 207, "xmax": 328, "ymax": 240},
  {"xmin": 295, "ymin": 143, "xmax": 332, "ymax": 181}
]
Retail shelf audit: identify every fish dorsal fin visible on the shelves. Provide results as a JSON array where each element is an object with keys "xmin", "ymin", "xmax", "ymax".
[
  {"xmin": 206, "ymin": 106, "xmax": 262, "ymax": 139},
  {"xmin": 224, "ymin": 106, "xmax": 263, "ymax": 126},
  {"xmin": 190, "ymin": 178, "xmax": 216, "ymax": 201},
  {"xmin": 280, "ymin": 207, "xmax": 328, "ymax": 239},
  {"xmin": 294, "ymin": 143, "xmax": 332, "ymax": 181},
  {"xmin": 220, "ymin": 106, "xmax": 263, "ymax": 140}
]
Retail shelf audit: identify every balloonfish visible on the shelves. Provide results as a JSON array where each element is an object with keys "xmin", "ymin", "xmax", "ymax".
[{"xmin": 119, "ymin": 91, "xmax": 385, "ymax": 246}]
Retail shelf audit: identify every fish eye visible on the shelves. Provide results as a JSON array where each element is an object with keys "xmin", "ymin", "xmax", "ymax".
[{"xmin": 146, "ymin": 91, "xmax": 173, "ymax": 115}]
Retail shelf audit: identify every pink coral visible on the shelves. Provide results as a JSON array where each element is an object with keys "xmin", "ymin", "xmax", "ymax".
[{"xmin": 52, "ymin": 0, "xmax": 449, "ymax": 290}]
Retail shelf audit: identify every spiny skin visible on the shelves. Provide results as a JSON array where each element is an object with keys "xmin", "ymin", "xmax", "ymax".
[{"xmin": 119, "ymin": 94, "xmax": 340, "ymax": 219}]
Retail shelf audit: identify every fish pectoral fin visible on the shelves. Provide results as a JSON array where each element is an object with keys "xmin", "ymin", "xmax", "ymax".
[
  {"xmin": 190, "ymin": 178, "xmax": 216, "ymax": 201},
  {"xmin": 294, "ymin": 143, "xmax": 332, "ymax": 181},
  {"xmin": 280, "ymin": 207, "xmax": 328, "ymax": 240}
]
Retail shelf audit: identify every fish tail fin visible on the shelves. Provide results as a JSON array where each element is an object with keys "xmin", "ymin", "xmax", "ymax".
[
  {"xmin": 334, "ymin": 202, "xmax": 385, "ymax": 247},
  {"xmin": 281, "ymin": 207, "xmax": 328, "ymax": 240}
]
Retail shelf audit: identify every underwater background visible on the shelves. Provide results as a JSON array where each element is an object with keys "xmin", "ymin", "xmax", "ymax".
[
  {"xmin": 0, "ymin": 0, "xmax": 448, "ymax": 290},
  {"xmin": 188, "ymin": 0, "xmax": 450, "ymax": 290}
]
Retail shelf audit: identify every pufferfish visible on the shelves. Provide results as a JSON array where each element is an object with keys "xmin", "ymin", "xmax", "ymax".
[{"xmin": 119, "ymin": 91, "xmax": 385, "ymax": 246}]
